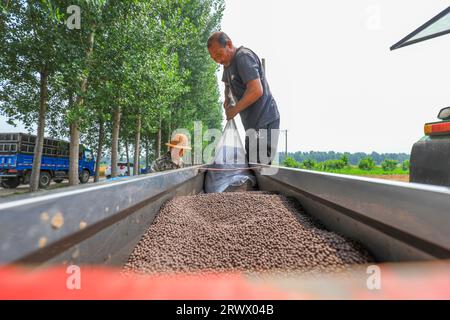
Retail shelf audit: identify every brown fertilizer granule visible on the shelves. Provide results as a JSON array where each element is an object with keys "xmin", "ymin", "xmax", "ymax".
[{"xmin": 124, "ymin": 192, "xmax": 373, "ymax": 275}]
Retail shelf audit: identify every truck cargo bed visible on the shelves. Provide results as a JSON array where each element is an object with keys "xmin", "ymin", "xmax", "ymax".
[{"xmin": 0, "ymin": 165, "xmax": 449, "ymax": 269}]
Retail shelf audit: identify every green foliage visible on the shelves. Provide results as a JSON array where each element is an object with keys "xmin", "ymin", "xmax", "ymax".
[
  {"xmin": 302, "ymin": 159, "xmax": 317, "ymax": 170},
  {"xmin": 340, "ymin": 155, "xmax": 349, "ymax": 166},
  {"xmin": 381, "ymin": 159, "xmax": 398, "ymax": 172},
  {"xmin": 323, "ymin": 166, "xmax": 407, "ymax": 175},
  {"xmin": 0, "ymin": 0, "xmax": 67, "ymax": 130},
  {"xmin": 402, "ymin": 160, "xmax": 410, "ymax": 171},
  {"xmin": 319, "ymin": 159, "xmax": 346, "ymax": 171},
  {"xmin": 317, "ymin": 155, "xmax": 349, "ymax": 171},
  {"xmin": 280, "ymin": 151, "xmax": 410, "ymax": 166},
  {"xmin": 1, "ymin": 0, "xmax": 225, "ymax": 168},
  {"xmin": 282, "ymin": 153, "xmax": 409, "ymax": 176},
  {"xmin": 283, "ymin": 157, "xmax": 301, "ymax": 169},
  {"xmin": 358, "ymin": 157, "xmax": 376, "ymax": 171}
]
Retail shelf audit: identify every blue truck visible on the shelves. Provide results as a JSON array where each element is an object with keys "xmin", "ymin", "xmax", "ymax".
[{"xmin": 0, "ymin": 133, "xmax": 95, "ymax": 189}]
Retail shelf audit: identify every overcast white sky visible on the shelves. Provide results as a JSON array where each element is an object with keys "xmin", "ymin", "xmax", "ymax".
[
  {"xmin": 219, "ymin": 0, "xmax": 450, "ymax": 153},
  {"xmin": 2, "ymin": 0, "xmax": 450, "ymax": 154}
]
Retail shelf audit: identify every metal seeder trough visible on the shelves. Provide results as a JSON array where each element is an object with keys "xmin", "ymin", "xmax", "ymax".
[{"xmin": 0, "ymin": 165, "xmax": 449, "ymax": 268}]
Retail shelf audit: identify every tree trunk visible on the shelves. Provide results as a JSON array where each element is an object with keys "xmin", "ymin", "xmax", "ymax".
[
  {"xmin": 157, "ymin": 113, "xmax": 162, "ymax": 158},
  {"xmin": 133, "ymin": 115, "xmax": 141, "ymax": 176},
  {"xmin": 125, "ymin": 139, "xmax": 130, "ymax": 176},
  {"xmin": 69, "ymin": 28, "xmax": 95, "ymax": 186},
  {"xmin": 168, "ymin": 109, "xmax": 172, "ymax": 143},
  {"xmin": 68, "ymin": 122, "xmax": 80, "ymax": 186},
  {"xmin": 111, "ymin": 106, "xmax": 121, "ymax": 178},
  {"xmin": 94, "ymin": 118, "xmax": 104, "ymax": 183},
  {"xmin": 145, "ymin": 137, "xmax": 149, "ymax": 171},
  {"xmin": 29, "ymin": 69, "xmax": 48, "ymax": 192}
]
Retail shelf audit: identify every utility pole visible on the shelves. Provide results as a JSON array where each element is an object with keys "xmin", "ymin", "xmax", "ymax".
[{"xmin": 282, "ymin": 130, "xmax": 288, "ymax": 159}]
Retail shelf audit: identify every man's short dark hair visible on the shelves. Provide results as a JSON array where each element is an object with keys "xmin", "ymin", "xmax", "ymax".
[{"xmin": 207, "ymin": 32, "xmax": 231, "ymax": 48}]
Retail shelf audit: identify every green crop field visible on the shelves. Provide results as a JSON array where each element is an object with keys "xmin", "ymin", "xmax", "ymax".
[
  {"xmin": 281, "ymin": 156, "xmax": 410, "ymax": 181},
  {"xmin": 311, "ymin": 166, "xmax": 408, "ymax": 176}
]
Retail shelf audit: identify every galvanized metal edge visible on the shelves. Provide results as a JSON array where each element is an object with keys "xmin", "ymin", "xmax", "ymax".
[
  {"xmin": 0, "ymin": 166, "xmax": 203, "ymax": 264},
  {"xmin": 256, "ymin": 165, "xmax": 450, "ymax": 259}
]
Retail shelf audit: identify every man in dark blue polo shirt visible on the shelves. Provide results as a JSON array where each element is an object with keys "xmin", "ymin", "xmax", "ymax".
[{"xmin": 207, "ymin": 31, "xmax": 280, "ymax": 165}]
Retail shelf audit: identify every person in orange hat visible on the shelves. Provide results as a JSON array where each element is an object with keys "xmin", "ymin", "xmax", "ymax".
[{"xmin": 150, "ymin": 134, "xmax": 192, "ymax": 172}]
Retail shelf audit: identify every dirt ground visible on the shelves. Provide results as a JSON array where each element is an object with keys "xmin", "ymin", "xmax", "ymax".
[{"xmin": 358, "ymin": 174, "xmax": 410, "ymax": 183}]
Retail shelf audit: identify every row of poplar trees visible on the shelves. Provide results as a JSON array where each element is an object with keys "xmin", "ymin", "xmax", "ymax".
[{"xmin": 0, "ymin": 0, "xmax": 224, "ymax": 191}]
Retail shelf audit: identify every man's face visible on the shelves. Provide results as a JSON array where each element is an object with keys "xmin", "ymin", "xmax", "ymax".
[
  {"xmin": 170, "ymin": 147, "xmax": 184, "ymax": 165},
  {"xmin": 208, "ymin": 41, "xmax": 233, "ymax": 66}
]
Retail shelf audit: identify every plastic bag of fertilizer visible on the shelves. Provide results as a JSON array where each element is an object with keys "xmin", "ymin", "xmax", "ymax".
[{"xmin": 204, "ymin": 119, "xmax": 256, "ymax": 193}]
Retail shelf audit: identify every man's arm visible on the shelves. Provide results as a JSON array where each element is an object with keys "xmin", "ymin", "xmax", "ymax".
[
  {"xmin": 224, "ymin": 85, "xmax": 231, "ymax": 109},
  {"xmin": 226, "ymin": 78, "xmax": 263, "ymax": 120}
]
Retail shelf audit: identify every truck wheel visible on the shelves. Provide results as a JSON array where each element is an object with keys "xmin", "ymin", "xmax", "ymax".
[
  {"xmin": 39, "ymin": 172, "xmax": 51, "ymax": 189},
  {"xmin": 1, "ymin": 177, "xmax": 20, "ymax": 189},
  {"xmin": 79, "ymin": 170, "xmax": 90, "ymax": 184}
]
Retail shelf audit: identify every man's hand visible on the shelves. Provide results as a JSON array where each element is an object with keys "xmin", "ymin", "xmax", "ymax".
[
  {"xmin": 223, "ymin": 78, "xmax": 263, "ymax": 120},
  {"xmin": 225, "ymin": 106, "xmax": 238, "ymax": 120}
]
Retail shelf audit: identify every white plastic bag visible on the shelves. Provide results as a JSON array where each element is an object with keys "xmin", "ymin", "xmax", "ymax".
[
  {"xmin": 204, "ymin": 119, "xmax": 256, "ymax": 193},
  {"xmin": 213, "ymin": 119, "xmax": 246, "ymax": 165}
]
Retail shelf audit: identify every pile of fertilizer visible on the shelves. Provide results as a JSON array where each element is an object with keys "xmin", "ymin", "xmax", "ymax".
[{"xmin": 123, "ymin": 192, "xmax": 373, "ymax": 275}]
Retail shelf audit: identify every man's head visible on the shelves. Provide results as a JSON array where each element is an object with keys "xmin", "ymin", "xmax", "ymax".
[
  {"xmin": 166, "ymin": 133, "xmax": 191, "ymax": 165},
  {"xmin": 207, "ymin": 31, "xmax": 236, "ymax": 67}
]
